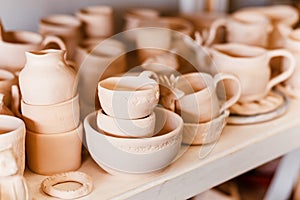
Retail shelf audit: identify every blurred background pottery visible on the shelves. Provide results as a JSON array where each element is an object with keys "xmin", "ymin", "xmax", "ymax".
[
  {"xmin": 84, "ymin": 107, "xmax": 183, "ymax": 174},
  {"xmin": 0, "ymin": 69, "xmax": 17, "ymax": 108},
  {"xmin": 39, "ymin": 14, "xmax": 82, "ymax": 60},
  {"xmin": 19, "ymin": 49, "xmax": 77, "ymax": 105}
]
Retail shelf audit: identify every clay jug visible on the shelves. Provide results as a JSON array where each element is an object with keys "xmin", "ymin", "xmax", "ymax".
[{"xmin": 19, "ymin": 49, "xmax": 77, "ymax": 105}]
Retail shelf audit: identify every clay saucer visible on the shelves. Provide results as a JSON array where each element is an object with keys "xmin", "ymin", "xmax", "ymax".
[
  {"xmin": 276, "ymin": 84, "xmax": 300, "ymax": 99},
  {"xmin": 230, "ymin": 91, "xmax": 284, "ymax": 116},
  {"xmin": 182, "ymin": 110, "xmax": 229, "ymax": 145}
]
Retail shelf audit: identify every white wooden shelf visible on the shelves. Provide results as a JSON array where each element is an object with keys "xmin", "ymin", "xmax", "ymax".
[{"xmin": 25, "ymin": 99, "xmax": 300, "ymax": 200}]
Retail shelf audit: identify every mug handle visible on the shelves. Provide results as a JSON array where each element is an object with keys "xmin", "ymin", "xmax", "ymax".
[
  {"xmin": 213, "ymin": 73, "xmax": 241, "ymax": 114},
  {"xmin": 41, "ymin": 35, "xmax": 66, "ymax": 51},
  {"xmin": 204, "ymin": 18, "xmax": 227, "ymax": 47},
  {"xmin": 266, "ymin": 49, "xmax": 295, "ymax": 92}
]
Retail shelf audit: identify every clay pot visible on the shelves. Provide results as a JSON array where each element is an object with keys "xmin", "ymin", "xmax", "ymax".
[
  {"xmin": 97, "ymin": 109, "xmax": 156, "ymax": 138},
  {"xmin": 0, "ymin": 69, "xmax": 17, "ymax": 107},
  {"xmin": 123, "ymin": 8, "xmax": 160, "ymax": 41},
  {"xmin": 21, "ymin": 94, "xmax": 80, "ymax": 134},
  {"xmin": 84, "ymin": 107, "xmax": 183, "ymax": 174},
  {"xmin": 98, "ymin": 71, "xmax": 159, "ymax": 119},
  {"xmin": 19, "ymin": 49, "xmax": 77, "ymax": 105},
  {"xmin": 173, "ymin": 72, "xmax": 241, "ymax": 123},
  {"xmin": 0, "ymin": 175, "xmax": 29, "ymax": 200},
  {"xmin": 205, "ymin": 11, "xmax": 272, "ymax": 47},
  {"xmin": 210, "ymin": 43, "xmax": 295, "ymax": 103},
  {"xmin": 0, "ymin": 115, "xmax": 26, "ymax": 175},
  {"xmin": 39, "ymin": 14, "xmax": 82, "ymax": 59},
  {"xmin": 26, "ymin": 124, "xmax": 83, "ymax": 175},
  {"xmin": 0, "ymin": 20, "xmax": 66, "ymax": 72},
  {"xmin": 76, "ymin": 5, "xmax": 114, "ymax": 38}
]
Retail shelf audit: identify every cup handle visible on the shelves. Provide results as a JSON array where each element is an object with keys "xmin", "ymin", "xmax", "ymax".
[
  {"xmin": 41, "ymin": 35, "xmax": 66, "ymax": 51},
  {"xmin": 204, "ymin": 18, "xmax": 227, "ymax": 47},
  {"xmin": 11, "ymin": 85, "xmax": 23, "ymax": 118},
  {"xmin": 214, "ymin": 73, "xmax": 241, "ymax": 114},
  {"xmin": 139, "ymin": 70, "xmax": 159, "ymax": 83},
  {"xmin": 266, "ymin": 49, "xmax": 295, "ymax": 92}
]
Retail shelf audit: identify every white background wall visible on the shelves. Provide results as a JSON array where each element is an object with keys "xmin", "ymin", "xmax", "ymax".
[{"xmin": 0, "ymin": 0, "xmax": 179, "ymax": 32}]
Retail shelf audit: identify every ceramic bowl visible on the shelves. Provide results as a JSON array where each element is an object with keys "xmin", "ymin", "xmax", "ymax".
[
  {"xmin": 84, "ymin": 107, "xmax": 183, "ymax": 174},
  {"xmin": 21, "ymin": 94, "xmax": 80, "ymax": 134},
  {"xmin": 182, "ymin": 110, "xmax": 229, "ymax": 145},
  {"xmin": 26, "ymin": 123, "xmax": 83, "ymax": 175},
  {"xmin": 97, "ymin": 109, "xmax": 155, "ymax": 138}
]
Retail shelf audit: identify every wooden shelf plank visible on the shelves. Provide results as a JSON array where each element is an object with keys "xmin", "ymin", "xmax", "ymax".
[{"xmin": 25, "ymin": 99, "xmax": 300, "ymax": 200}]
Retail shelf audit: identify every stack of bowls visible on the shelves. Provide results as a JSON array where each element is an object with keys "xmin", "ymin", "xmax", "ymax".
[
  {"xmin": 84, "ymin": 71, "xmax": 184, "ymax": 174},
  {"xmin": 18, "ymin": 50, "xmax": 82, "ymax": 175}
]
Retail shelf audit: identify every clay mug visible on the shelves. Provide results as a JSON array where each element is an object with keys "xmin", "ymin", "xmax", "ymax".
[
  {"xmin": 210, "ymin": 43, "xmax": 295, "ymax": 103},
  {"xmin": 19, "ymin": 49, "xmax": 77, "ymax": 106},
  {"xmin": 98, "ymin": 71, "xmax": 159, "ymax": 119},
  {"xmin": 76, "ymin": 5, "xmax": 114, "ymax": 38},
  {"xmin": 205, "ymin": 11, "xmax": 272, "ymax": 47},
  {"xmin": 39, "ymin": 14, "xmax": 82, "ymax": 60},
  {"xmin": 0, "ymin": 20, "xmax": 66, "ymax": 72},
  {"xmin": 280, "ymin": 28, "xmax": 300, "ymax": 95},
  {"xmin": 97, "ymin": 109, "xmax": 156, "ymax": 138},
  {"xmin": 75, "ymin": 38, "xmax": 126, "ymax": 107},
  {"xmin": 0, "ymin": 115, "xmax": 26, "ymax": 175},
  {"xmin": 172, "ymin": 72, "xmax": 241, "ymax": 123},
  {"xmin": 0, "ymin": 69, "xmax": 17, "ymax": 107},
  {"xmin": 123, "ymin": 8, "xmax": 160, "ymax": 41}
]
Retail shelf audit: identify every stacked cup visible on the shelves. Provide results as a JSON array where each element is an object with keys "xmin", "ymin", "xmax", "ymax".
[
  {"xmin": 18, "ymin": 49, "xmax": 82, "ymax": 175},
  {"xmin": 97, "ymin": 71, "xmax": 159, "ymax": 138}
]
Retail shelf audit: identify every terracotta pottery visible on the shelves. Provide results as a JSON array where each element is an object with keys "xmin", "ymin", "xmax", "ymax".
[
  {"xmin": 39, "ymin": 14, "xmax": 82, "ymax": 59},
  {"xmin": 75, "ymin": 38, "xmax": 126, "ymax": 107},
  {"xmin": 123, "ymin": 8, "xmax": 160, "ymax": 41},
  {"xmin": 97, "ymin": 109, "xmax": 156, "ymax": 138},
  {"xmin": 76, "ymin": 5, "xmax": 114, "ymax": 38},
  {"xmin": 26, "ymin": 124, "xmax": 83, "ymax": 175},
  {"xmin": 84, "ymin": 107, "xmax": 183, "ymax": 174},
  {"xmin": 0, "ymin": 115, "xmax": 26, "ymax": 175},
  {"xmin": 205, "ymin": 11, "xmax": 272, "ymax": 47},
  {"xmin": 98, "ymin": 71, "xmax": 159, "ymax": 119},
  {"xmin": 210, "ymin": 43, "xmax": 295, "ymax": 103},
  {"xmin": 0, "ymin": 149, "xmax": 29, "ymax": 200},
  {"xmin": 170, "ymin": 72, "xmax": 241, "ymax": 123},
  {"xmin": 19, "ymin": 49, "xmax": 77, "ymax": 105},
  {"xmin": 0, "ymin": 20, "xmax": 66, "ymax": 72},
  {"xmin": 0, "ymin": 69, "xmax": 17, "ymax": 107},
  {"xmin": 240, "ymin": 5, "xmax": 299, "ymax": 49},
  {"xmin": 0, "ymin": 94, "xmax": 14, "ymax": 115},
  {"xmin": 21, "ymin": 94, "xmax": 80, "ymax": 134}
]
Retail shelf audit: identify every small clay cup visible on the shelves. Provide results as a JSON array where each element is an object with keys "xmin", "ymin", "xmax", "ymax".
[{"xmin": 21, "ymin": 94, "xmax": 80, "ymax": 134}]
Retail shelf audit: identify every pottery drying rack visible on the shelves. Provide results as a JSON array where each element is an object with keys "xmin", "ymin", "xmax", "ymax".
[{"xmin": 24, "ymin": 98, "xmax": 300, "ymax": 199}]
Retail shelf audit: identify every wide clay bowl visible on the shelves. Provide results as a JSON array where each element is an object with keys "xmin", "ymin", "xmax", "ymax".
[
  {"xmin": 84, "ymin": 107, "xmax": 183, "ymax": 174},
  {"xmin": 182, "ymin": 110, "xmax": 229, "ymax": 145}
]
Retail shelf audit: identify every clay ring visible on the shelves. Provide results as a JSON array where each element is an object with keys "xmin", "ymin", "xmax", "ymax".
[{"xmin": 41, "ymin": 171, "xmax": 93, "ymax": 199}]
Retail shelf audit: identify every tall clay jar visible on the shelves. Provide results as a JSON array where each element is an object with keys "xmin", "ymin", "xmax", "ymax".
[{"xmin": 18, "ymin": 49, "xmax": 77, "ymax": 106}]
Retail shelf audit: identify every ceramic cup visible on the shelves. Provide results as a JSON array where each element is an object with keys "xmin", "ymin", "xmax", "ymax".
[
  {"xmin": 0, "ymin": 69, "xmax": 17, "ymax": 107},
  {"xmin": 205, "ymin": 11, "xmax": 272, "ymax": 47},
  {"xmin": 123, "ymin": 8, "xmax": 160, "ymax": 41},
  {"xmin": 98, "ymin": 71, "xmax": 159, "ymax": 119},
  {"xmin": 0, "ymin": 20, "xmax": 66, "ymax": 72},
  {"xmin": 39, "ymin": 14, "xmax": 82, "ymax": 60},
  {"xmin": 26, "ymin": 124, "xmax": 83, "ymax": 175},
  {"xmin": 97, "ymin": 109, "xmax": 156, "ymax": 138},
  {"xmin": 21, "ymin": 94, "xmax": 80, "ymax": 134},
  {"xmin": 84, "ymin": 107, "xmax": 183, "ymax": 174},
  {"xmin": 210, "ymin": 43, "xmax": 295, "ymax": 103},
  {"xmin": 172, "ymin": 72, "xmax": 241, "ymax": 123},
  {"xmin": 76, "ymin": 5, "xmax": 114, "ymax": 38},
  {"xmin": 0, "ymin": 115, "xmax": 26, "ymax": 175}
]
